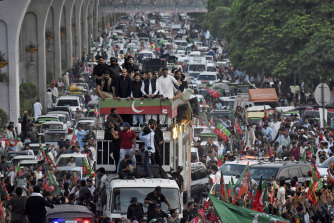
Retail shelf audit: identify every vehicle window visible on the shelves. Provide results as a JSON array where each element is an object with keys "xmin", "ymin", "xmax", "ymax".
[
  {"xmin": 289, "ymin": 168, "xmax": 301, "ymax": 179},
  {"xmin": 44, "ymin": 133, "xmax": 65, "ymax": 142},
  {"xmin": 112, "ymin": 188, "xmax": 180, "ymax": 215},
  {"xmin": 42, "ymin": 124, "xmax": 63, "ymax": 131},
  {"xmin": 206, "ymin": 66, "xmax": 216, "ymax": 71},
  {"xmin": 55, "ymin": 170, "xmax": 81, "ymax": 181},
  {"xmin": 249, "ymin": 167, "xmax": 279, "ymax": 181},
  {"xmin": 189, "ymin": 72, "xmax": 200, "ymax": 78},
  {"xmin": 57, "ymin": 99, "xmax": 79, "ymax": 106},
  {"xmin": 188, "ymin": 65, "xmax": 206, "ymax": 72},
  {"xmin": 319, "ymin": 157, "xmax": 334, "ymax": 168},
  {"xmin": 277, "ymin": 168, "xmax": 289, "ymax": 180},
  {"xmin": 57, "ymin": 157, "xmax": 83, "ymax": 167},
  {"xmin": 77, "ymin": 122, "xmax": 95, "ymax": 129},
  {"xmin": 198, "ymin": 75, "xmax": 216, "ymax": 81},
  {"xmin": 300, "ymin": 165, "xmax": 311, "ymax": 177},
  {"xmin": 191, "ymin": 152, "xmax": 198, "ymax": 162},
  {"xmin": 222, "ymin": 164, "xmax": 246, "ymax": 176}
]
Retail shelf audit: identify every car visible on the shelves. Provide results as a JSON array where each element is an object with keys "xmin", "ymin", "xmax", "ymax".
[
  {"xmin": 18, "ymin": 159, "xmax": 41, "ymax": 171},
  {"xmin": 55, "ymin": 95, "xmax": 86, "ymax": 114},
  {"xmin": 191, "ymin": 162, "xmax": 208, "ymax": 203},
  {"xmin": 75, "ymin": 118, "xmax": 96, "ymax": 132},
  {"xmin": 39, "ymin": 121, "xmax": 66, "ymax": 134},
  {"xmin": 47, "ymin": 111, "xmax": 72, "ymax": 128},
  {"xmin": 191, "ymin": 147, "xmax": 200, "ymax": 163},
  {"xmin": 28, "ymin": 143, "xmax": 45, "ymax": 156},
  {"xmin": 56, "ymin": 154, "xmax": 92, "ymax": 181},
  {"xmin": 317, "ymin": 156, "xmax": 334, "ymax": 178},
  {"xmin": 36, "ymin": 115, "xmax": 60, "ymax": 124},
  {"xmin": 44, "ymin": 129, "xmax": 67, "ymax": 148},
  {"xmin": 249, "ymin": 161, "xmax": 312, "ymax": 183},
  {"xmin": 219, "ymin": 160, "xmax": 260, "ymax": 185},
  {"xmin": 46, "ymin": 204, "xmax": 95, "ymax": 223},
  {"xmin": 10, "ymin": 155, "xmax": 36, "ymax": 166},
  {"xmin": 207, "ymin": 109, "xmax": 231, "ymax": 124},
  {"xmin": 196, "ymin": 72, "xmax": 218, "ymax": 85},
  {"xmin": 48, "ymin": 107, "xmax": 73, "ymax": 121},
  {"xmin": 6, "ymin": 151, "xmax": 34, "ymax": 163}
]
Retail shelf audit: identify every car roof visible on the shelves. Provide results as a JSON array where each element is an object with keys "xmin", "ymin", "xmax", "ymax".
[
  {"xmin": 58, "ymin": 96, "xmax": 80, "ymax": 100},
  {"xmin": 58, "ymin": 154, "xmax": 86, "ymax": 158},
  {"xmin": 41, "ymin": 121, "xmax": 63, "ymax": 125},
  {"xmin": 19, "ymin": 160, "xmax": 39, "ymax": 164},
  {"xmin": 46, "ymin": 204, "xmax": 93, "ymax": 216},
  {"xmin": 12, "ymin": 155, "xmax": 36, "ymax": 160},
  {"xmin": 250, "ymin": 161, "xmax": 310, "ymax": 168},
  {"xmin": 77, "ymin": 117, "xmax": 96, "ymax": 121},
  {"xmin": 109, "ymin": 178, "xmax": 179, "ymax": 189}
]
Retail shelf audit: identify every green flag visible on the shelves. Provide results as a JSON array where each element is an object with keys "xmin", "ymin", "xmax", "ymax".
[
  {"xmin": 262, "ymin": 181, "xmax": 269, "ymax": 214},
  {"xmin": 300, "ymin": 150, "xmax": 306, "ymax": 161},
  {"xmin": 208, "ymin": 194, "xmax": 289, "ymax": 223}
]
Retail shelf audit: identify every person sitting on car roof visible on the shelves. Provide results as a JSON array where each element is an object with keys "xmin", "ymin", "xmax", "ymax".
[{"xmin": 96, "ymin": 69, "xmax": 114, "ymax": 101}]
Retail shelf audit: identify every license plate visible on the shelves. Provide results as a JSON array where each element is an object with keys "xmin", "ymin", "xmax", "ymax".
[{"xmin": 65, "ymin": 221, "xmax": 77, "ymax": 223}]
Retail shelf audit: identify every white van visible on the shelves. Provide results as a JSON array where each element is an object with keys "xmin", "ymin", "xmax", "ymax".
[{"xmin": 104, "ymin": 178, "xmax": 182, "ymax": 221}]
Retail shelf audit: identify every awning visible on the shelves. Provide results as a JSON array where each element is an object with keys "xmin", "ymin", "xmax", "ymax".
[{"xmin": 248, "ymin": 88, "xmax": 278, "ymax": 102}]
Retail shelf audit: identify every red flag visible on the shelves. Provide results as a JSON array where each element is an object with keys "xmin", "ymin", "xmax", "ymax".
[
  {"xmin": 70, "ymin": 134, "xmax": 77, "ymax": 146},
  {"xmin": 252, "ymin": 176, "xmax": 263, "ymax": 212},
  {"xmin": 270, "ymin": 186, "xmax": 275, "ymax": 204},
  {"xmin": 53, "ymin": 79, "xmax": 56, "ymax": 87},
  {"xmin": 233, "ymin": 168, "xmax": 250, "ymax": 202},
  {"xmin": 209, "ymin": 117, "xmax": 214, "ymax": 126},
  {"xmin": 307, "ymin": 180, "xmax": 317, "ymax": 205},
  {"xmin": 235, "ymin": 117, "xmax": 242, "ymax": 135},
  {"xmin": 267, "ymin": 146, "xmax": 273, "ymax": 157},
  {"xmin": 210, "ymin": 89, "xmax": 221, "ymax": 98},
  {"xmin": 219, "ymin": 172, "xmax": 226, "ymax": 199}
]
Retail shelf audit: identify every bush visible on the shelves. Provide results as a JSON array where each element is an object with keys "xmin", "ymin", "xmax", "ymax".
[
  {"xmin": 0, "ymin": 109, "xmax": 8, "ymax": 129},
  {"xmin": 20, "ymin": 82, "xmax": 37, "ymax": 114},
  {"xmin": 46, "ymin": 69, "xmax": 54, "ymax": 86}
]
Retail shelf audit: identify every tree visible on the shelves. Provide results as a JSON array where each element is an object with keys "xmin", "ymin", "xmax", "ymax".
[
  {"xmin": 19, "ymin": 82, "xmax": 37, "ymax": 114},
  {"xmin": 222, "ymin": 0, "xmax": 334, "ymax": 85},
  {"xmin": 0, "ymin": 109, "xmax": 8, "ymax": 130}
]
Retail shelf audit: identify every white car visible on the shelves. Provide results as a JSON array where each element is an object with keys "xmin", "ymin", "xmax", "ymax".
[
  {"xmin": 39, "ymin": 121, "xmax": 66, "ymax": 134},
  {"xmin": 318, "ymin": 156, "xmax": 334, "ymax": 178},
  {"xmin": 196, "ymin": 72, "xmax": 218, "ymax": 85},
  {"xmin": 55, "ymin": 95, "xmax": 86, "ymax": 114}
]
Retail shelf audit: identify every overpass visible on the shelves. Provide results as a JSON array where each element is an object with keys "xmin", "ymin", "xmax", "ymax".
[{"xmin": 99, "ymin": 0, "xmax": 207, "ymax": 13}]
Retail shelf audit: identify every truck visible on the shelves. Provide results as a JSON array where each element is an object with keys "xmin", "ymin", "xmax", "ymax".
[{"xmin": 96, "ymin": 88, "xmax": 194, "ymax": 215}]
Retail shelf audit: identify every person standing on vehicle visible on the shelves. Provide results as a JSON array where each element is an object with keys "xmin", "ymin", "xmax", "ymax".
[
  {"xmin": 131, "ymin": 73, "xmax": 144, "ymax": 126},
  {"xmin": 149, "ymin": 119, "xmax": 163, "ymax": 166},
  {"xmin": 122, "ymin": 56, "xmax": 138, "ymax": 74},
  {"xmin": 115, "ymin": 68, "xmax": 132, "ymax": 101},
  {"xmin": 108, "ymin": 57, "xmax": 122, "ymax": 81},
  {"xmin": 106, "ymin": 108, "xmax": 124, "ymax": 127},
  {"xmin": 127, "ymin": 197, "xmax": 144, "ymax": 222},
  {"xmin": 25, "ymin": 186, "xmax": 54, "ymax": 223},
  {"xmin": 96, "ymin": 70, "xmax": 114, "ymax": 100},
  {"xmin": 141, "ymin": 71, "xmax": 159, "ymax": 123},
  {"xmin": 93, "ymin": 56, "xmax": 109, "ymax": 80},
  {"xmin": 144, "ymin": 186, "xmax": 172, "ymax": 221},
  {"xmin": 171, "ymin": 166, "xmax": 184, "ymax": 192},
  {"xmin": 6, "ymin": 187, "xmax": 27, "ymax": 223},
  {"xmin": 156, "ymin": 68, "xmax": 180, "ymax": 125},
  {"xmin": 115, "ymin": 122, "xmax": 137, "ymax": 174},
  {"xmin": 139, "ymin": 126, "xmax": 155, "ymax": 178}
]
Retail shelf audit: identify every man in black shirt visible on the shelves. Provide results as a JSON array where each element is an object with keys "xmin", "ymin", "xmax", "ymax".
[
  {"xmin": 104, "ymin": 121, "xmax": 121, "ymax": 165},
  {"xmin": 108, "ymin": 57, "xmax": 122, "ymax": 81},
  {"xmin": 171, "ymin": 166, "xmax": 184, "ymax": 192},
  {"xmin": 119, "ymin": 154, "xmax": 134, "ymax": 179},
  {"xmin": 96, "ymin": 70, "xmax": 114, "ymax": 100},
  {"xmin": 122, "ymin": 56, "xmax": 138, "ymax": 74},
  {"xmin": 115, "ymin": 68, "xmax": 132, "ymax": 100},
  {"xmin": 181, "ymin": 202, "xmax": 196, "ymax": 223},
  {"xmin": 93, "ymin": 56, "xmax": 109, "ymax": 79},
  {"xmin": 144, "ymin": 186, "xmax": 171, "ymax": 221},
  {"xmin": 149, "ymin": 203, "xmax": 168, "ymax": 222},
  {"xmin": 127, "ymin": 197, "xmax": 144, "ymax": 222}
]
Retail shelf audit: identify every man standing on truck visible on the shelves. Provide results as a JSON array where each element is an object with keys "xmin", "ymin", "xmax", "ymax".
[
  {"xmin": 96, "ymin": 70, "xmax": 114, "ymax": 100},
  {"xmin": 115, "ymin": 122, "xmax": 137, "ymax": 174},
  {"xmin": 108, "ymin": 57, "xmax": 122, "ymax": 81},
  {"xmin": 141, "ymin": 71, "xmax": 159, "ymax": 123},
  {"xmin": 131, "ymin": 73, "xmax": 144, "ymax": 126},
  {"xmin": 144, "ymin": 186, "xmax": 172, "ymax": 221},
  {"xmin": 149, "ymin": 119, "xmax": 163, "ymax": 166},
  {"xmin": 106, "ymin": 108, "xmax": 124, "ymax": 127}
]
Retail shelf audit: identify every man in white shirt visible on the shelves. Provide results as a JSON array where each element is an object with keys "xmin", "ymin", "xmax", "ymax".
[
  {"xmin": 276, "ymin": 179, "xmax": 286, "ymax": 205},
  {"xmin": 269, "ymin": 116, "xmax": 281, "ymax": 140},
  {"xmin": 33, "ymin": 99, "xmax": 43, "ymax": 121},
  {"xmin": 141, "ymin": 71, "xmax": 159, "ymax": 122},
  {"xmin": 156, "ymin": 68, "xmax": 180, "ymax": 125}
]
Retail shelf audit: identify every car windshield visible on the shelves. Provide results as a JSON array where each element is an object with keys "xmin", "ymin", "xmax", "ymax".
[
  {"xmin": 77, "ymin": 122, "xmax": 95, "ymax": 129},
  {"xmin": 140, "ymin": 53, "xmax": 153, "ymax": 58},
  {"xmin": 188, "ymin": 64, "xmax": 205, "ymax": 72},
  {"xmin": 57, "ymin": 157, "xmax": 83, "ymax": 167},
  {"xmin": 57, "ymin": 99, "xmax": 79, "ymax": 106},
  {"xmin": 208, "ymin": 111, "xmax": 231, "ymax": 123},
  {"xmin": 55, "ymin": 170, "xmax": 82, "ymax": 181},
  {"xmin": 249, "ymin": 167, "xmax": 279, "ymax": 180},
  {"xmin": 44, "ymin": 133, "xmax": 65, "ymax": 142},
  {"xmin": 41, "ymin": 124, "xmax": 63, "ymax": 132},
  {"xmin": 221, "ymin": 164, "xmax": 246, "ymax": 176},
  {"xmin": 319, "ymin": 157, "xmax": 334, "ymax": 168},
  {"xmin": 198, "ymin": 75, "xmax": 216, "ymax": 81},
  {"xmin": 112, "ymin": 187, "xmax": 180, "ymax": 215},
  {"xmin": 190, "ymin": 72, "xmax": 200, "ymax": 78},
  {"xmin": 206, "ymin": 66, "xmax": 216, "ymax": 72}
]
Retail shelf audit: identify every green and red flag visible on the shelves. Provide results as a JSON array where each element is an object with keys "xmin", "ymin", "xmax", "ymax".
[
  {"xmin": 228, "ymin": 180, "xmax": 233, "ymax": 198},
  {"xmin": 311, "ymin": 164, "xmax": 323, "ymax": 191},
  {"xmin": 209, "ymin": 117, "xmax": 214, "ymax": 126},
  {"xmin": 190, "ymin": 208, "xmax": 206, "ymax": 223},
  {"xmin": 252, "ymin": 176, "xmax": 263, "ymax": 212},
  {"xmin": 94, "ymin": 106, "xmax": 99, "ymax": 116},
  {"xmin": 232, "ymin": 163, "xmax": 250, "ymax": 202},
  {"xmin": 82, "ymin": 157, "xmax": 96, "ymax": 177},
  {"xmin": 208, "ymin": 194, "xmax": 289, "ymax": 223},
  {"xmin": 215, "ymin": 123, "xmax": 231, "ymax": 143},
  {"xmin": 270, "ymin": 185, "xmax": 275, "ymax": 204},
  {"xmin": 219, "ymin": 171, "xmax": 226, "ymax": 200},
  {"xmin": 307, "ymin": 180, "xmax": 317, "ymax": 205},
  {"xmin": 14, "ymin": 166, "xmax": 24, "ymax": 178}
]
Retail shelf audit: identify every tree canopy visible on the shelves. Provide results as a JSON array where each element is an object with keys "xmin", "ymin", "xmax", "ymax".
[{"xmin": 207, "ymin": 0, "xmax": 334, "ymax": 85}]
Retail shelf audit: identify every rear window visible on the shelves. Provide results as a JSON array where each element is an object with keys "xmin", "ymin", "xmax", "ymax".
[
  {"xmin": 198, "ymin": 74, "xmax": 216, "ymax": 81},
  {"xmin": 249, "ymin": 167, "xmax": 279, "ymax": 181},
  {"xmin": 57, "ymin": 99, "xmax": 79, "ymax": 106},
  {"xmin": 221, "ymin": 164, "xmax": 246, "ymax": 176}
]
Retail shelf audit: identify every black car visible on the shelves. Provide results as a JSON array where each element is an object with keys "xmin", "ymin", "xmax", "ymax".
[{"xmin": 249, "ymin": 161, "xmax": 312, "ymax": 183}]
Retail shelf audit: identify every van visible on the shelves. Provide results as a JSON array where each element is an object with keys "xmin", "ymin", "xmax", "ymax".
[{"xmin": 104, "ymin": 178, "xmax": 182, "ymax": 221}]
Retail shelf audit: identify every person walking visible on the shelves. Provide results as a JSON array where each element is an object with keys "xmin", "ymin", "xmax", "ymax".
[
  {"xmin": 25, "ymin": 186, "xmax": 54, "ymax": 223},
  {"xmin": 33, "ymin": 99, "xmax": 42, "ymax": 121},
  {"xmin": 6, "ymin": 187, "xmax": 27, "ymax": 223}
]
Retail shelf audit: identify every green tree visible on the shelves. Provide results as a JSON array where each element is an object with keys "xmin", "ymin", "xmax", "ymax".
[
  {"xmin": 19, "ymin": 82, "xmax": 37, "ymax": 114},
  {"xmin": 0, "ymin": 109, "xmax": 8, "ymax": 129},
  {"xmin": 223, "ymin": 0, "xmax": 334, "ymax": 85}
]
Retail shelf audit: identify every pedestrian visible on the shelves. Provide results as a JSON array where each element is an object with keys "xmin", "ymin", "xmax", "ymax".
[
  {"xmin": 25, "ymin": 186, "xmax": 54, "ymax": 223},
  {"xmin": 6, "ymin": 187, "xmax": 27, "ymax": 223},
  {"xmin": 33, "ymin": 99, "xmax": 42, "ymax": 121}
]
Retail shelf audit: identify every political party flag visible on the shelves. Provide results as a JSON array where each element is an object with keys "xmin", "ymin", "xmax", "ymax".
[
  {"xmin": 307, "ymin": 180, "xmax": 317, "ymax": 205},
  {"xmin": 252, "ymin": 176, "xmax": 263, "ymax": 212},
  {"xmin": 208, "ymin": 194, "xmax": 289, "ymax": 223},
  {"xmin": 82, "ymin": 157, "xmax": 95, "ymax": 177},
  {"xmin": 94, "ymin": 106, "xmax": 99, "ymax": 116},
  {"xmin": 232, "ymin": 163, "xmax": 249, "ymax": 201},
  {"xmin": 311, "ymin": 164, "xmax": 323, "ymax": 191},
  {"xmin": 270, "ymin": 185, "xmax": 275, "ymax": 204},
  {"xmin": 219, "ymin": 171, "xmax": 226, "ymax": 200},
  {"xmin": 215, "ymin": 123, "xmax": 231, "ymax": 143},
  {"xmin": 209, "ymin": 117, "xmax": 214, "ymax": 126}
]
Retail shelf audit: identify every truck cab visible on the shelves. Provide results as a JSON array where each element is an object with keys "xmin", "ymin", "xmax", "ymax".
[{"xmin": 104, "ymin": 178, "xmax": 182, "ymax": 221}]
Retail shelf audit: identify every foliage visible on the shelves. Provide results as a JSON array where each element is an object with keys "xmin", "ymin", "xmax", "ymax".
[
  {"xmin": 202, "ymin": 0, "xmax": 234, "ymax": 39},
  {"xmin": 46, "ymin": 69, "xmax": 54, "ymax": 86},
  {"xmin": 0, "ymin": 51, "xmax": 6, "ymax": 62},
  {"xmin": 0, "ymin": 109, "xmax": 8, "ymax": 130},
  {"xmin": 19, "ymin": 82, "xmax": 37, "ymax": 114},
  {"xmin": 223, "ymin": 0, "xmax": 334, "ymax": 85},
  {"xmin": 0, "ymin": 71, "xmax": 9, "ymax": 83}
]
